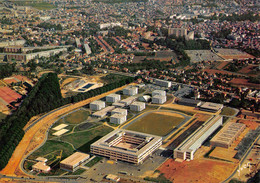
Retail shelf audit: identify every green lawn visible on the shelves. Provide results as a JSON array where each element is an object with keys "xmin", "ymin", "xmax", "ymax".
[
  {"xmin": 220, "ymin": 107, "xmax": 236, "ymax": 116},
  {"xmin": 126, "ymin": 112, "xmax": 185, "ymax": 136},
  {"xmin": 61, "ymin": 125, "xmax": 113, "ymax": 152},
  {"xmin": 27, "ymin": 140, "xmax": 75, "ymax": 161},
  {"xmin": 64, "ymin": 110, "xmax": 90, "ymax": 124},
  {"xmin": 85, "ymin": 156, "xmax": 103, "ymax": 167},
  {"xmin": 66, "ymin": 168, "xmax": 86, "ymax": 175}
]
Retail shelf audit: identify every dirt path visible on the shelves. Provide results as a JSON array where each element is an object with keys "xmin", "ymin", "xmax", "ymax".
[{"xmin": 0, "ymin": 84, "xmax": 131, "ymax": 177}]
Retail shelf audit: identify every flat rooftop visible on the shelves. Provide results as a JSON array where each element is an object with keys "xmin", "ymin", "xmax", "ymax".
[
  {"xmin": 60, "ymin": 152, "xmax": 90, "ymax": 166},
  {"xmin": 200, "ymin": 102, "xmax": 224, "ymax": 111},
  {"xmin": 211, "ymin": 122, "xmax": 246, "ymax": 145},
  {"xmin": 92, "ymin": 106, "xmax": 115, "ymax": 116},
  {"xmin": 131, "ymin": 101, "xmax": 145, "ymax": 106},
  {"xmin": 90, "ymin": 100, "xmax": 105, "ymax": 105},
  {"xmin": 53, "ymin": 124, "xmax": 68, "ymax": 131},
  {"xmin": 53, "ymin": 129, "xmax": 69, "ymax": 136},
  {"xmin": 91, "ymin": 129, "xmax": 162, "ymax": 157},
  {"xmin": 177, "ymin": 115, "xmax": 222, "ymax": 152},
  {"xmin": 32, "ymin": 162, "xmax": 50, "ymax": 171}
]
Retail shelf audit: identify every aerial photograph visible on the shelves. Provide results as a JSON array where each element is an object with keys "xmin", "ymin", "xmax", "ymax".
[{"xmin": 0, "ymin": 0, "xmax": 259, "ymax": 183}]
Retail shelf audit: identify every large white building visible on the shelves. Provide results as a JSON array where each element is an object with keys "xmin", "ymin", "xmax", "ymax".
[
  {"xmin": 210, "ymin": 122, "xmax": 246, "ymax": 148},
  {"xmin": 123, "ymin": 86, "xmax": 138, "ymax": 96},
  {"xmin": 111, "ymin": 108, "xmax": 128, "ymax": 116},
  {"xmin": 130, "ymin": 102, "xmax": 146, "ymax": 112},
  {"xmin": 91, "ymin": 129, "xmax": 162, "ymax": 164},
  {"xmin": 90, "ymin": 100, "xmax": 106, "ymax": 111},
  {"xmin": 152, "ymin": 95, "xmax": 167, "ymax": 104},
  {"xmin": 154, "ymin": 79, "xmax": 172, "ymax": 88},
  {"xmin": 152, "ymin": 90, "xmax": 166, "ymax": 97},
  {"xmin": 174, "ymin": 115, "xmax": 223, "ymax": 160},
  {"xmin": 106, "ymin": 94, "xmax": 121, "ymax": 103},
  {"xmin": 60, "ymin": 152, "xmax": 90, "ymax": 172},
  {"xmin": 110, "ymin": 113, "xmax": 127, "ymax": 125}
]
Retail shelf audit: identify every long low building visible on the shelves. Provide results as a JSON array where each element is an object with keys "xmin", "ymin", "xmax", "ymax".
[
  {"xmin": 199, "ymin": 102, "xmax": 224, "ymax": 113},
  {"xmin": 60, "ymin": 152, "xmax": 90, "ymax": 172},
  {"xmin": 92, "ymin": 106, "xmax": 115, "ymax": 118},
  {"xmin": 154, "ymin": 79, "xmax": 172, "ymax": 88},
  {"xmin": 174, "ymin": 115, "xmax": 223, "ymax": 161},
  {"xmin": 177, "ymin": 98, "xmax": 201, "ymax": 107},
  {"xmin": 91, "ymin": 129, "xmax": 162, "ymax": 164},
  {"xmin": 210, "ymin": 122, "xmax": 246, "ymax": 148}
]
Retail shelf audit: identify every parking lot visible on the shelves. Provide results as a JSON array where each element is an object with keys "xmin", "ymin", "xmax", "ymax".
[{"xmin": 82, "ymin": 149, "xmax": 167, "ymax": 182}]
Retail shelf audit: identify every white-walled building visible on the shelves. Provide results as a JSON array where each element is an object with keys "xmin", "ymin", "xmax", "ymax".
[
  {"xmin": 110, "ymin": 113, "xmax": 127, "ymax": 125},
  {"xmin": 154, "ymin": 79, "xmax": 172, "ymax": 88},
  {"xmin": 90, "ymin": 100, "xmax": 105, "ymax": 111},
  {"xmin": 32, "ymin": 162, "xmax": 51, "ymax": 173},
  {"xmin": 152, "ymin": 95, "xmax": 167, "ymax": 104},
  {"xmin": 174, "ymin": 116, "xmax": 223, "ymax": 161},
  {"xmin": 130, "ymin": 102, "xmax": 145, "ymax": 112},
  {"xmin": 60, "ymin": 152, "xmax": 90, "ymax": 172},
  {"xmin": 106, "ymin": 94, "xmax": 121, "ymax": 103},
  {"xmin": 123, "ymin": 86, "xmax": 138, "ymax": 96},
  {"xmin": 111, "ymin": 108, "xmax": 128, "ymax": 116},
  {"xmin": 91, "ymin": 129, "xmax": 162, "ymax": 164},
  {"xmin": 152, "ymin": 90, "xmax": 166, "ymax": 97}
]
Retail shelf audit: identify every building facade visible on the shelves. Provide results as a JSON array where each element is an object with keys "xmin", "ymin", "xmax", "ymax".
[
  {"xmin": 91, "ymin": 129, "xmax": 162, "ymax": 164},
  {"xmin": 110, "ymin": 113, "xmax": 127, "ymax": 124},
  {"xmin": 174, "ymin": 115, "xmax": 223, "ymax": 160},
  {"xmin": 154, "ymin": 79, "xmax": 172, "ymax": 88},
  {"xmin": 152, "ymin": 95, "xmax": 167, "ymax": 104},
  {"xmin": 123, "ymin": 86, "xmax": 138, "ymax": 96},
  {"xmin": 60, "ymin": 152, "xmax": 90, "ymax": 172},
  {"xmin": 130, "ymin": 102, "xmax": 145, "ymax": 111},
  {"xmin": 90, "ymin": 100, "xmax": 106, "ymax": 111},
  {"xmin": 106, "ymin": 94, "xmax": 121, "ymax": 103}
]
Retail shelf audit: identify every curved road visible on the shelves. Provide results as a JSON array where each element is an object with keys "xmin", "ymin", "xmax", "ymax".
[{"xmin": 0, "ymin": 84, "xmax": 131, "ymax": 182}]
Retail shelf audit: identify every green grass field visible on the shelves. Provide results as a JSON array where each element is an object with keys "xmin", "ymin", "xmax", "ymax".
[
  {"xmin": 85, "ymin": 156, "xmax": 103, "ymax": 167},
  {"xmin": 61, "ymin": 125, "xmax": 113, "ymax": 152},
  {"xmin": 27, "ymin": 140, "xmax": 75, "ymax": 161},
  {"xmin": 126, "ymin": 112, "xmax": 185, "ymax": 136},
  {"xmin": 64, "ymin": 110, "xmax": 90, "ymax": 124},
  {"xmin": 220, "ymin": 107, "xmax": 236, "ymax": 116}
]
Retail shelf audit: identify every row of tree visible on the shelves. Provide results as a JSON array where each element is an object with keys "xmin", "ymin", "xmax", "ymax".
[
  {"xmin": 0, "ymin": 63, "xmax": 17, "ymax": 79},
  {"xmin": 0, "ymin": 72, "xmax": 135, "ymax": 170},
  {"xmin": 0, "ymin": 73, "xmax": 62, "ymax": 170}
]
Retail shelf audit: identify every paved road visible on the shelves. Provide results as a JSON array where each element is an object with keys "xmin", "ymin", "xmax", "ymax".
[
  {"xmin": 0, "ymin": 174, "xmax": 88, "ymax": 183},
  {"xmin": 25, "ymin": 104, "xmax": 72, "ymax": 132}
]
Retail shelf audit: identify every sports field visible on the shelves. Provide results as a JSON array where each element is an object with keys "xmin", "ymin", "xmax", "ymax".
[{"xmin": 126, "ymin": 111, "xmax": 185, "ymax": 136}]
